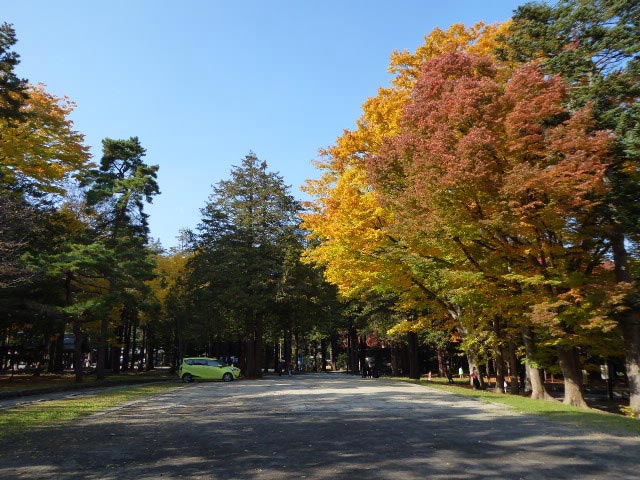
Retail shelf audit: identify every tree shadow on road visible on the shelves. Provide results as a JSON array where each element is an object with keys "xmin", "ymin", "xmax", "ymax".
[{"xmin": 1, "ymin": 376, "xmax": 637, "ymax": 479}]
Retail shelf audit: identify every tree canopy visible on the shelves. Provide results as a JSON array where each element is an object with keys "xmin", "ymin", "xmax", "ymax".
[{"xmin": 2, "ymin": 2, "xmax": 640, "ymax": 417}]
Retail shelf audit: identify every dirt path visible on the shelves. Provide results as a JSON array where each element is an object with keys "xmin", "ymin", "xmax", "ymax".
[{"xmin": 1, "ymin": 374, "xmax": 637, "ymax": 479}]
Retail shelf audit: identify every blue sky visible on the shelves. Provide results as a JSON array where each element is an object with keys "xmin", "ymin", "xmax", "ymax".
[{"xmin": 4, "ymin": 1, "xmax": 523, "ymax": 248}]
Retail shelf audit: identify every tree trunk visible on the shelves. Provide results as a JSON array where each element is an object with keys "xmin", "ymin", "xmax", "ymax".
[
  {"xmin": 256, "ymin": 319, "xmax": 264, "ymax": 377},
  {"xmin": 494, "ymin": 347, "xmax": 506, "ymax": 393},
  {"xmin": 130, "ymin": 323, "xmax": 137, "ymax": 370},
  {"xmin": 294, "ymin": 331, "xmax": 300, "ymax": 372},
  {"xmin": 321, "ymin": 338, "xmax": 327, "ymax": 372},
  {"xmin": 175, "ymin": 317, "xmax": 184, "ymax": 367},
  {"xmin": 508, "ymin": 341, "xmax": 520, "ymax": 395},
  {"xmin": 330, "ymin": 334, "xmax": 338, "ymax": 371},
  {"xmin": 611, "ymin": 232, "xmax": 640, "ymax": 415},
  {"xmin": 408, "ymin": 331, "xmax": 420, "ymax": 380},
  {"xmin": 249, "ymin": 318, "xmax": 264, "ymax": 378},
  {"xmin": 263, "ymin": 339, "xmax": 270, "ymax": 374},
  {"xmin": 557, "ymin": 346, "xmax": 588, "ymax": 408},
  {"xmin": 1, "ymin": 330, "xmax": 8, "ymax": 372},
  {"xmin": 391, "ymin": 342, "xmax": 400, "ymax": 376},
  {"xmin": 244, "ymin": 339, "xmax": 255, "ymax": 378},
  {"xmin": 603, "ymin": 358, "xmax": 614, "ymax": 400},
  {"xmin": 51, "ymin": 321, "xmax": 65, "ymax": 373},
  {"xmin": 478, "ymin": 363, "xmax": 488, "ymax": 390},
  {"xmin": 521, "ymin": 326, "xmax": 554, "ymax": 400},
  {"xmin": 466, "ymin": 351, "xmax": 479, "ymax": 388},
  {"xmin": 169, "ymin": 326, "xmax": 178, "ymax": 374},
  {"xmin": 349, "ymin": 325, "xmax": 359, "ymax": 374},
  {"xmin": 122, "ymin": 319, "xmax": 131, "ymax": 372},
  {"xmin": 493, "ymin": 316, "xmax": 506, "ymax": 394},
  {"xmin": 359, "ymin": 335, "xmax": 367, "ymax": 376},
  {"xmin": 111, "ymin": 324, "xmax": 123, "ymax": 374},
  {"xmin": 621, "ymin": 314, "xmax": 640, "ymax": 414},
  {"xmin": 110, "ymin": 344, "xmax": 120, "ymax": 373},
  {"xmin": 145, "ymin": 327, "xmax": 155, "ymax": 371},
  {"xmin": 284, "ymin": 329, "xmax": 292, "ymax": 374},
  {"xmin": 243, "ymin": 318, "xmax": 264, "ymax": 379},
  {"xmin": 141, "ymin": 326, "xmax": 147, "ymax": 369},
  {"xmin": 437, "ymin": 347, "xmax": 446, "ymax": 378},
  {"xmin": 73, "ymin": 318, "xmax": 84, "ymax": 383},
  {"xmin": 97, "ymin": 316, "xmax": 108, "ymax": 380},
  {"xmin": 273, "ymin": 340, "xmax": 280, "ymax": 373}
]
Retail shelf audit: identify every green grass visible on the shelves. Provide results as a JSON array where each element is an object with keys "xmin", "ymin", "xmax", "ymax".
[
  {"xmin": 394, "ymin": 377, "xmax": 640, "ymax": 437},
  {"xmin": 0, "ymin": 383, "xmax": 182, "ymax": 441}
]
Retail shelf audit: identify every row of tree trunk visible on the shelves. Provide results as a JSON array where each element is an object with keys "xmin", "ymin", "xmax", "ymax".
[{"xmin": 465, "ymin": 323, "xmax": 590, "ymax": 405}]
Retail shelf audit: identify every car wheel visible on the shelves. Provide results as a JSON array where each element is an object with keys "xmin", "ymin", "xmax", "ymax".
[
  {"xmin": 222, "ymin": 372, "xmax": 233, "ymax": 382},
  {"xmin": 182, "ymin": 373, "xmax": 193, "ymax": 383}
]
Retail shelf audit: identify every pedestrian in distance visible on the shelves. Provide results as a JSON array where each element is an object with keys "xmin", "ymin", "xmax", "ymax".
[{"xmin": 471, "ymin": 368, "xmax": 481, "ymax": 390}]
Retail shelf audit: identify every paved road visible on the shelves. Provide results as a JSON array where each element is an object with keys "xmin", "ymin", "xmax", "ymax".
[{"xmin": 0, "ymin": 374, "xmax": 638, "ymax": 479}]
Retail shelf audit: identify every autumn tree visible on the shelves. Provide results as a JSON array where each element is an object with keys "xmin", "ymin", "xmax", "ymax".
[
  {"xmin": 1, "ymin": 85, "xmax": 90, "ymax": 198},
  {"xmin": 0, "ymin": 83, "xmax": 92, "ymax": 302},
  {"xmin": 303, "ymin": 22, "xmax": 511, "ymax": 297},
  {"xmin": 302, "ymin": 23, "xmax": 514, "ymax": 381},
  {"xmin": 148, "ymin": 247, "xmax": 190, "ymax": 372},
  {"xmin": 503, "ymin": 0, "xmax": 640, "ymax": 414},
  {"xmin": 369, "ymin": 52, "xmax": 612, "ymax": 406},
  {"xmin": 0, "ymin": 23, "xmax": 95, "ymax": 374},
  {"xmin": 1, "ymin": 87, "xmax": 93, "ymax": 372},
  {"xmin": 1, "ymin": 23, "xmax": 90, "ymax": 292}
]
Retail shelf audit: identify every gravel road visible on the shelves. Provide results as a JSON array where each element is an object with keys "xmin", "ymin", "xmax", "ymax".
[{"xmin": 0, "ymin": 373, "xmax": 637, "ymax": 479}]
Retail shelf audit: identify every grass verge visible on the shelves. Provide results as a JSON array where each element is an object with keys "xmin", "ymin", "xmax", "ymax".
[
  {"xmin": 394, "ymin": 377, "xmax": 640, "ymax": 437},
  {"xmin": 0, "ymin": 383, "xmax": 182, "ymax": 442},
  {"xmin": 0, "ymin": 371, "xmax": 176, "ymax": 396}
]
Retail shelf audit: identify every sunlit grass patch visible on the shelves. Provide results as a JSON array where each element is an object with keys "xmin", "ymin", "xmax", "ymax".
[
  {"xmin": 393, "ymin": 377, "xmax": 640, "ymax": 437},
  {"xmin": 0, "ymin": 383, "xmax": 181, "ymax": 441}
]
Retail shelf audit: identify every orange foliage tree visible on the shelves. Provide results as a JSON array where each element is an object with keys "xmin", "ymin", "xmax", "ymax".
[
  {"xmin": 302, "ymin": 22, "xmax": 510, "ymax": 306},
  {"xmin": 0, "ymin": 84, "xmax": 91, "ymax": 196},
  {"xmin": 302, "ymin": 22, "xmax": 513, "ymax": 380},
  {"xmin": 368, "ymin": 52, "xmax": 613, "ymax": 406}
]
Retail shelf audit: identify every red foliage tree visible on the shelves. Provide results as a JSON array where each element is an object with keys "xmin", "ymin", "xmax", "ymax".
[{"xmin": 369, "ymin": 52, "xmax": 613, "ymax": 406}]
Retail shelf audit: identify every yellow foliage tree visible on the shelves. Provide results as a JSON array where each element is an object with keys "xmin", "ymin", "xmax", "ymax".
[
  {"xmin": 149, "ymin": 251, "xmax": 190, "ymax": 309},
  {"xmin": 0, "ymin": 83, "xmax": 91, "ymax": 195},
  {"xmin": 302, "ymin": 22, "xmax": 511, "ymax": 307}
]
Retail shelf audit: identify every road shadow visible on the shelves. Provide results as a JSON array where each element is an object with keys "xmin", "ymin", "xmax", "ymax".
[{"xmin": 1, "ymin": 375, "xmax": 637, "ymax": 479}]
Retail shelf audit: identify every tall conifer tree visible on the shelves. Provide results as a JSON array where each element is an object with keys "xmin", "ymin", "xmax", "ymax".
[{"xmin": 193, "ymin": 152, "xmax": 299, "ymax": 378}]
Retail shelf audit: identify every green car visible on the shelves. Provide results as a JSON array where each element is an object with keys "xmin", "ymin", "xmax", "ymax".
[{"xmin": 179, "ymin": 357, "xmax": 241, "ymax": 383}]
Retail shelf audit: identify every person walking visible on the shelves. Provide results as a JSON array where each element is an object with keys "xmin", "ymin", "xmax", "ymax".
[{"xmin": 471, "ymin": 368, "xmax": 481, "ymax": 389}]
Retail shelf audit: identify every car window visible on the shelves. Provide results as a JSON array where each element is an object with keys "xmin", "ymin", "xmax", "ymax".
[{"xmin": 184, "ymin": 358, "xmax": 223, "ymax": 366}]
